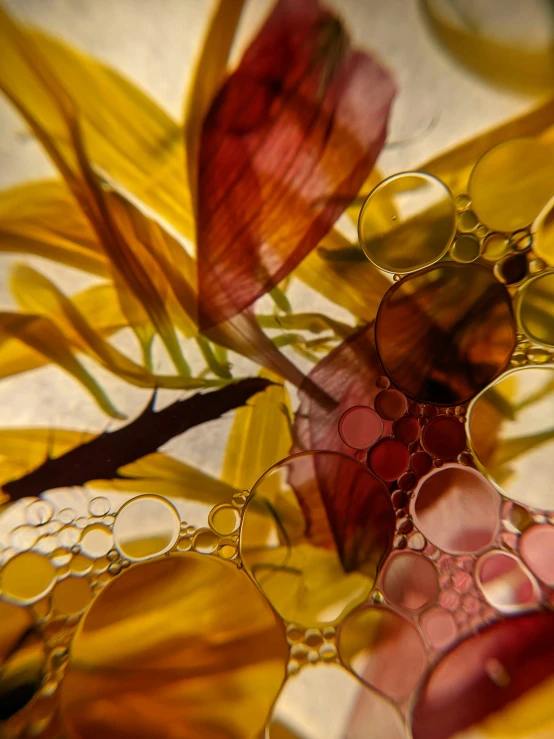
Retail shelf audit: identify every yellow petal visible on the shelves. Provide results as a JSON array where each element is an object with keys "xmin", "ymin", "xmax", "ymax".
[
  {"xmin": 61, "ymin": 556, "xmax": 287, "ymax": 739},
  {"xmin": 221, "ymin": 369, "xmax": 292, "ymax": 491},
  {"xmin": 418, "ymin": 96, "xmax": 554, "ymax": 194},
  {"xmin": 104, "ymin": 453, "xmax": 239, "ymax": 505},
  {"xmin": 0, "ymin": 179, "xmax": 108, "ymax": 276},
  {"xmin": 25, "ymin": 22, "xmax": 194, "ymax": 239},
  {"xmin": 421, "ymin": 0, "xmax": 554, "ymax": 94},
  {"xmin": 10, "ymin": 265, "xmax": 229, "ymax": 391},
  {"xmin": 295, "ymin": 228, "xmax": 391, "ymax": 322},
  {"xmin": 0, "ymin": 312, "xmax": 123, "ymax": 418},
  {"xmin": 183, "ymin": 0, "xmax": 245, "ymax": 218}
]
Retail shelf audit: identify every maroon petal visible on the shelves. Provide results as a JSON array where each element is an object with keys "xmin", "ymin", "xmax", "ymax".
[
  {"xmin": 294, "ymin": 323, "xmax": 392, "ymax": 456},
  {"xmin": 196, "ymin": 0, "xmax": 395, "ymax": 328},
  {"xmin": 411, "ymin": 611, "xmax": 554, "ymax": 739}
]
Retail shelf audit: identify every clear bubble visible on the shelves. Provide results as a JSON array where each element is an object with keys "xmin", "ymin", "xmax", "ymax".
[
  {"xmin": 476, "ymin": 550, "xmax": 539, "ymax": 613},
  {"xmin": 35, "ymin": 535, "xmax": 58, "ymax": 555},
  {"xmin": 26, "ymin": 500, "xmax": 54, "ymax": 526},
  {"xmin": 57, "ymin": 508, "xmax": 75, "ymax": 525},
  {"xmin": 358, "ymin": 172, "xmax": 456, "ymax": 274},
  {"xmin": 381, "ymin": 551, "xmax": 439, "ymax": 610},
  {"xmin": 10, "ymin": 525, "xmax": 38, "ymax": 551},
  {"xmin": 338, "ymin": 605, "xmax": 427, "ymax": 701},
  {"xmin": 267, "ymin": 662, "xmax": 404, "ymax": 739},
  {"xmin": 113, "ymin": 495, "xmax": 180, "ymax": 561},
  {"xmin": 412, "ymin": 464, "xmax": 500, "ymax": 554},
  {"xmin": 80, "ymin": 524, "xmax": 114, "ymax": 558},
  {"xmin": 88, "ymin": 497, "xmax": 110, "ymax": 517},
  {"xmin": 58, "ymin": 526, "xmax": 80, "ymax": 549},
  {"xmin": 468, "ymin": 366, "xmax": 554, "ymax": 510}
]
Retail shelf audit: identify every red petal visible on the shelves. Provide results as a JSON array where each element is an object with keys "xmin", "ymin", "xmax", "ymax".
[
  {"xmin": 411, "ymin": 611, "xmax": 554, "ymax": 739},
  {"xmin": 196, "ymin": 0, "xmax": 395, "ymax": 328},
  {"xmin": 294, "ymin": 323, "xmax": 392, "ymax": 456}
]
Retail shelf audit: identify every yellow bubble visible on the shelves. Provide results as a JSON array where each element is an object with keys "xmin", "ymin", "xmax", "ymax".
[
  {"xmin": 515, "ymin": 270, "xmax": 554, "ymax": 348},
  {"xmin": 1, "ymin": 552, "xmax": 56, "ymax": 605},
  {"xmin": 482, "ymin": 232, "xmax": 510, "ymax": 262},
  {"xmin": 469, "ymin": 138, "xmax": 554, "ymax": 232},
  {"xmin": 457, "ymin": 209, "xmax": 479, "ymax": 232},
  {"xmin": 52, "ymin": 577, "xmax": 93, "ymax": 617},
  {"xmin": 192, "ymin": 528, "xmax": 219, "ymax": 554},
  {"xmin": 358, "ymin": 172, "xmax": 456, "ymax": 274},
  {"xmin": 80, "ymin": 524, "xmax": 114, "ymax": 558},
  {"xmin": 450, "ymin": 234, "xmax": 481, "ymax": 263},
  {"xmin": 113, "ymin": 495, "xmax": 179, "ymax": 561},
  {"xmin": 208, "ymin": 504, "xmax": 240, "ymax": 536},
  {"xmin": 70, "ymin": 554, "xmax": 93, "ymax": 576}
]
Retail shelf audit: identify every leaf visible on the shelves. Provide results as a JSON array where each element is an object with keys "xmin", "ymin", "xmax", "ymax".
[
  {"xmin": 257, "ymin": 312, "xmax": 353, "ymax": 339},
  {"xmin": 0, "ymin": 179, "xmax": 108, "ymax": 276},
  {"xmin": 294, "ymin": 228, "xmax": 391, "ymax": 322},
  {"xmin": 0, "ymin": 9, "xmax": 193, "ymax": 376},
  {"xmin": 183, "ymin": 0, "xmax": 245, "ymax": 217},
  {"xmin": 0, "ymin": 179, "xmax": 305, "ymax": 389},
  {"xmin": 0, "ymin": 312, "xmax": 123, "ymax": 419},
  {"xmin": 221, "ymin": 370, "xmax": 292, "ymax": 491},
  {"xmin": 27, "ymin": 24, "xmax": 194, "ymax": 240},
  {"xmin": 420, "ymin": 0, "xmax": 554, "ymax": 94},
  {"xmin": 196, "ymin": 0, "xmax": 395, "ymax": 328},
  {"xmin": 9, "ymin": 265, "xmax": 230, "ymax": 391},
  {"xmin": 0, "ymin": 428, "xmax": 237, "ymax": 508},
  {"xmin": 2, "ymin": 378, "xmax": 273, "ymax": 500}
]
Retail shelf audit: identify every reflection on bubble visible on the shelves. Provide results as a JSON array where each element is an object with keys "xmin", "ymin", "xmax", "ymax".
[{"xmin": 358, "ymin": 172, "xmax": 455, "ymax": 274}]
